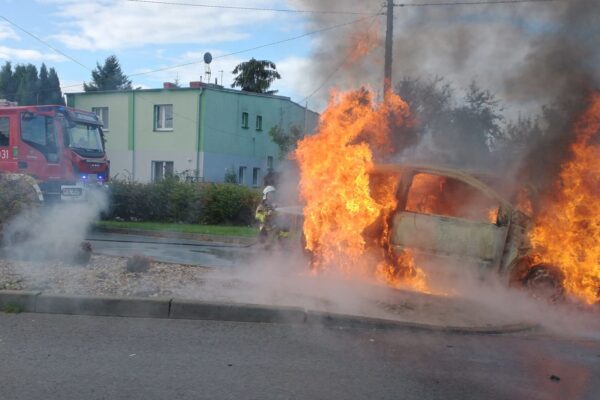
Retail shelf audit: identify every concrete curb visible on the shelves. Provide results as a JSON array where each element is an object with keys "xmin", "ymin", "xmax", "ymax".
[
  {"xmin": 170, "ymin": 299, "xmax": 306, "ymax": 324},
  {"xmin": 91, "ymin": 226, "xmax": 257, "ymax": 246},
  {"xmin": 0, "ymin": 290, "xmax": 40, "ymax": 312},
  {"xmin": 0, "ymin": 290, "xmax": 536, "ymax": 335},
  {"xmin": 35, "ymin": 293, "xmax": 170, "ymax": 318}
]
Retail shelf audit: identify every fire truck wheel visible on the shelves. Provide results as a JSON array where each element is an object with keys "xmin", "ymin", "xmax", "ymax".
[{"xmin": 521, "ymin": 264, "xmax": 565, "ymax": 303}]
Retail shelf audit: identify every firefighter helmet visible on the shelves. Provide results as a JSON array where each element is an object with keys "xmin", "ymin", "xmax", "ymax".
[{"xmin": 263, "ymin": 185, "xmax": 276, "ymax": 199}]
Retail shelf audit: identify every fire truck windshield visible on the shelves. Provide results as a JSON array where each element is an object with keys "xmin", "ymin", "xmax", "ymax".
[{"xmin": 68, "ymin": 122, "xmax": 104, "ymax": 152}]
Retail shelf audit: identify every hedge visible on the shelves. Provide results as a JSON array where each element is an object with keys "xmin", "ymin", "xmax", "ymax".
[
  {"xmin": 106, "ymin": 179, "xmax": 261, "ymax": 226},
  {"xmin": 0, "ymin": 178, "xmax": 35, "ymax": 227}
]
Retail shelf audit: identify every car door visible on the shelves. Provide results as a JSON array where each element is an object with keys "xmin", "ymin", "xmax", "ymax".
[{"xmin": 389, "ymin": 172, "xmax": 509, "ymax": 271}]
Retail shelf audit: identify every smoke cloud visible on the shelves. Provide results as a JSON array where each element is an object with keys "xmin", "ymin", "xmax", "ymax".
[
  {"xmin": 294, "ymin": 0, "xmax": 600, "ymax": 202},
  {"xmin": 1, "ymin": 192, "xmax": 108, "ymax": 264},
  {"xmin": 297, "ymin": 0, "xmax": 599, "ymax": 111}
]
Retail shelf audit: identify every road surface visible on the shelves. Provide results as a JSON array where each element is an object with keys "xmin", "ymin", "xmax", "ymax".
[
  {"xmin": 85, "ymin": 231, "xmax": 254, "ymax": 267},
  {"xmin": 1, "ymin": 312, "xmax": 599, "ymax": 400}
]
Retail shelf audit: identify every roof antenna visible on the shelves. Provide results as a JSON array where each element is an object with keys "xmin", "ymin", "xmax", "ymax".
[{"xmin": 203, "ymin": 52, "xmax": 212, "ymax": 85}]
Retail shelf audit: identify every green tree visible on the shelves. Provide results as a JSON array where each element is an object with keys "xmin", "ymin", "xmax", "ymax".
[
  {"xmin": 231, "ymin": 58, "xmax": 281, "ymax": 93},
  {"xmin": 38, "ymin": 63, "xmax": 50, "ymax": 104},
  {"xmin": 46, "ymin": 67, "xmax": 64, "ymax": 105},
  {"xmin": 0, "ymin": 62, "xmax": 63, "ymax": 105},
  {"xmin": 84, "ymin": 55, "xmax": 132, "ymax": 92},
  {"xmin": 0, "ymin": 62, "xmax": 16, "ymax": 101},
  {"xmin": 268, "ymin": 124, "xmax": 304, "ymax": 159},
  {"xmin": 15, "ymin": 64, "xmax": 39, "ymax": 106}
]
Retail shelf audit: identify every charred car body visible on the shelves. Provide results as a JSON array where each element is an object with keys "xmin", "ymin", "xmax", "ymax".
[
  {"xmin": 286, "ymin": 163, "xmax": 564, "ymax": 296},
  {"xmin": 369, "ymin": 164, "xmax": 561, "ymax": 291}
]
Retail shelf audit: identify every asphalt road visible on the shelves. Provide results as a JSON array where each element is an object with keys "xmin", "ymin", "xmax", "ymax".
[
  {"xmin": 1, "ymin": 313, "xmax": 599, "ymax": 400},
  {"xmin": 85, "ymin": 232, "xmax": 254, "ymax": 267}
]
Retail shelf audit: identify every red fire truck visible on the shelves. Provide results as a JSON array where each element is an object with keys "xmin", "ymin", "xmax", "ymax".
[{"xmin": 0, "ymin": 102, "xmax": 109, "ymax": 202}]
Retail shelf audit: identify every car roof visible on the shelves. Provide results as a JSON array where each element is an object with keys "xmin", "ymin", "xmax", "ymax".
[{"xmin": 371, "ymin": 163, "xmax": 513, "ymax": 207}]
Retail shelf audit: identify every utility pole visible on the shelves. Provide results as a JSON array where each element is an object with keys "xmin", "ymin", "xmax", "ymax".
[{"xmin": 384, "ymin": 0, "xmax": 394, "ymax": 100}]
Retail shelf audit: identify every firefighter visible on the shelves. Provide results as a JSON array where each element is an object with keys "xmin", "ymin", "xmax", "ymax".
[{"xmin": 255, "ymin": 185, "xmax": 288, "ymax": 249}]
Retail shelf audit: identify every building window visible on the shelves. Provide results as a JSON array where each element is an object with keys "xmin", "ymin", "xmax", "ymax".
[
  {"xmin": 151, "ymin": 161, "xmax": 174, "ymax": 182},
  {"xmin": 154, "ymin": 104, "xmax": 173, "ymax": 131},
  {"xmin": 241, "ymin": 112, "xmax": 249, "ymax": 129},
  {"xmin": 255, "ymin": 115, "xmax": 262, "ymax": 131},
  {"xmin": 267, "ymin": 156, "xmax": 273, "ymax": 170},
  {"xmin": 92, "ymin": 107, "xmax": 109, "ymax": 130},
  {"xmin": 0, "ymin": 117, "xmax": 9, "ymax": 147},
  {"xmin": 252, "ymin": 168, "xmax": 261, "ymax": 187},
  {"xmin": 238, "ymin": 166, "xmax": 247, "ymax": 185}
]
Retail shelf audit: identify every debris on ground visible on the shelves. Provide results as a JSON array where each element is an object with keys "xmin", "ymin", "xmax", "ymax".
[
  {"xmin": 126, "ymin": 255, "xmax": 154, "ymax": 274},
  {"xmin": 0, "ymin": 254, "xmax": 208, "ymax": 298}
]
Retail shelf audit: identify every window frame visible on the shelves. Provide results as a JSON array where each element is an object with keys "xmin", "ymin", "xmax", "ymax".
[
  {"xmin": 255, "ymin": 115, "xmax": 263, "ymax": 131},
  {"xmin": 151, "ymin": 160, "xmax": 174, "ymax": 182},
  {"xmin": 92, "ymin": 107, "xmax": 109, "ymax": 131},
  {"xmin": 404, "ymin": 172, "xmax": 501, "ymax": 225},
  {"xmin": 241, "ymin": 112, "xmax": 249, "ymax": 129},
  {"xmin": 0, "ymin": 117, "xmax": 9, "ymax": 147},
  {"xmin": 252, "ymin": 167, "xmax": 261, "ymax": 187},
  {"xmin": 154, "ymin": 104, "xmax": 174, "ymax": 131},
  {"xmin": 238, "ymin": 166, "xmax": 247, "ymax": 185}
]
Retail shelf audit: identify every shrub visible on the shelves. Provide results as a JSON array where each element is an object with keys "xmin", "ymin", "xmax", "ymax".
[
  {"xmin": 73, "ymin": 241, "xmax": 93, "ymax": 265},
  {"xmin": 105, "ymin": 179, "xmax": 260, "ymax": 226},
  {"xmin": 0, "ymin": 178, "xmax": 35, "ymax": 227},
  {"xmin": 126, "ymin": 255, "xmax": 153, "ymax": 273},
  {"xmin": 199, "ymin": 183, "xmax": 260, "ymax": 225}
]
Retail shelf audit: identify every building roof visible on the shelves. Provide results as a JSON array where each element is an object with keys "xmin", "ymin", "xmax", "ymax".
[{"xmin": 66, "ymin": 84, "xmax": 319, "ymax": 116}]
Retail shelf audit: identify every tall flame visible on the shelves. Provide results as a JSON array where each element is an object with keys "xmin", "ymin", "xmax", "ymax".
[
  {"xmin": 530, "ymin": 92, "xmax": 600, "ymax": 304},
  {"xmin": 295, "ymin": 89, "xmax": 426, "ymax": 289}
]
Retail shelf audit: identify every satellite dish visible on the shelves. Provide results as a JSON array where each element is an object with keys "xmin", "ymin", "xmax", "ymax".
[{"xmin": 203, "ymin": 52, "xmax": 212, "ymax": 64}]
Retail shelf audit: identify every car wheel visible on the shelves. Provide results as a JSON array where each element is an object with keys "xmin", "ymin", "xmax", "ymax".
[{"xmin": 521, "ymin": 264, "xmax": 565, "ymax": 303}]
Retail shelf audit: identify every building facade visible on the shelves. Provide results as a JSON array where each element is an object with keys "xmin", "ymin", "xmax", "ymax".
[{"xmin": 66, "ymin": 83, "xmax": 319, "ymax": 185}]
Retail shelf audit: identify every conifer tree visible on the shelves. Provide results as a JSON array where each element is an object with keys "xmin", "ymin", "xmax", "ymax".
[{"xmin": 84, "ymin": 55, "xmax": 132, "ymax": 91}]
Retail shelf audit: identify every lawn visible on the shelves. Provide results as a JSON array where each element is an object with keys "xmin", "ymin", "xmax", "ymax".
[{"xmin": 95, "ymin": 220, "xmax": 258, "ymax": 237}]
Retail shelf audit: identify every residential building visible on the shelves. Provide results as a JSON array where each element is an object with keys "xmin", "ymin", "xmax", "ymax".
[{"xmin": 66, "ymin": 82, "xmax": 319, "ymax": 185}]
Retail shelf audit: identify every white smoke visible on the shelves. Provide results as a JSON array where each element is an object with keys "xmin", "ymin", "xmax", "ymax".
[{"xmin": 1, "ymin": 191, "xmax": 108, "ymax": 263}]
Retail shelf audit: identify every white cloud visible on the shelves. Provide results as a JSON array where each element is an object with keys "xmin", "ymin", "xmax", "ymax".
[
  {"xmin": 131, "ymin": 51, "xmax": 313, "ymax": 104},
  {"xmin": 44, "ymin": 0, "xmax": 287, "ymax": 50},
  {"xmin": 133, "ymin": 50, "xmax": 246, "ymax": 89},
  {"xmin": 60, "ymin": 80, "xmax": 84, "ymax": 93},
  {"xmin": 272, "ymin": 55, "xmax": 312, "ymax": 100},
  {"xmin": 0, "ymin": 46, "xmax": 66, "ymax": 62},
  {"xmin": 0, "ymin": 22, "xmax": 20, "ymax": 41}
]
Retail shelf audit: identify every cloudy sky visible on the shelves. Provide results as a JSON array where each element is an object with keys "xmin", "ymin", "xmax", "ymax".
[
  {"xmin": 0, "ymin": 0, "xmax": 379, "ymax": 110},
  {"xmin": 1, "ymin": 0, "xmax": 590, "ymax": 117}
]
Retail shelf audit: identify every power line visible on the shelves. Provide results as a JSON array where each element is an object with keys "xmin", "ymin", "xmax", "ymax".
[
  {"xmin": 299, "ymin": 8, "xmax": 385, "ymax": 104},
  {"xmin": 127, "ymin": 14, "xmax": 380, "ymax": 79},
  {"xmin": 1, "ymin": 13, "xmax": 375, "ymax": 98},
  {"xmin": 126, "ymin": 0, "xmax": 376, "ymax": 15},
  {"xmin": 0, "ymin": 15, "xmax": 91, "ymax": 71},
  {"xmin": 394, "ymin": 0, "xmax": 558, "ymax": 7}
]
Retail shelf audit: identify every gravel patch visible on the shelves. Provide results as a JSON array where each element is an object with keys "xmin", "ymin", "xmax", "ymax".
[{"xmin": 0, "ymin": 254, "xmax": 209, "ymax": 298}]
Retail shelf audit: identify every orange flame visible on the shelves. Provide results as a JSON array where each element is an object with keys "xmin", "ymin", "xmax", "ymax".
[
  {"xmin": 530, "ymin": 92, "xmax": 600, "ymax": 304},
  {"xmin": 347, "ymin": 22, "xmax": 381, "ymax": 64},
  {"xmin": 295, "ymin": 89, "xmax": 427, "ymax": 290}
]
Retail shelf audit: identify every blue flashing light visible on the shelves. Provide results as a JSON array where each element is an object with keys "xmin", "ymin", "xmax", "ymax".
[{"xmin": 82, "ymin": 175, "xmax": 88, "ymax": 180}]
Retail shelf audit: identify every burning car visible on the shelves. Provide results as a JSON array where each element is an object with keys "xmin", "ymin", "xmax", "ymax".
[
  {"xmin": 282, "ymin": 161, "xmax": 564, "ymax": 298},
  {"xmin": 293, "ymin": 89, "xmax": 598, "ymax": 305},
  {"xmin": 367, "ymin": 163, "xmax": 564, "ymax": 297}
]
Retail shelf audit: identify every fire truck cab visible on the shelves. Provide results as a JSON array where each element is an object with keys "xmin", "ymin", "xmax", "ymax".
[{"xmin": 0, "ymin": 103, "xmax": 109, "ymax": 201}]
